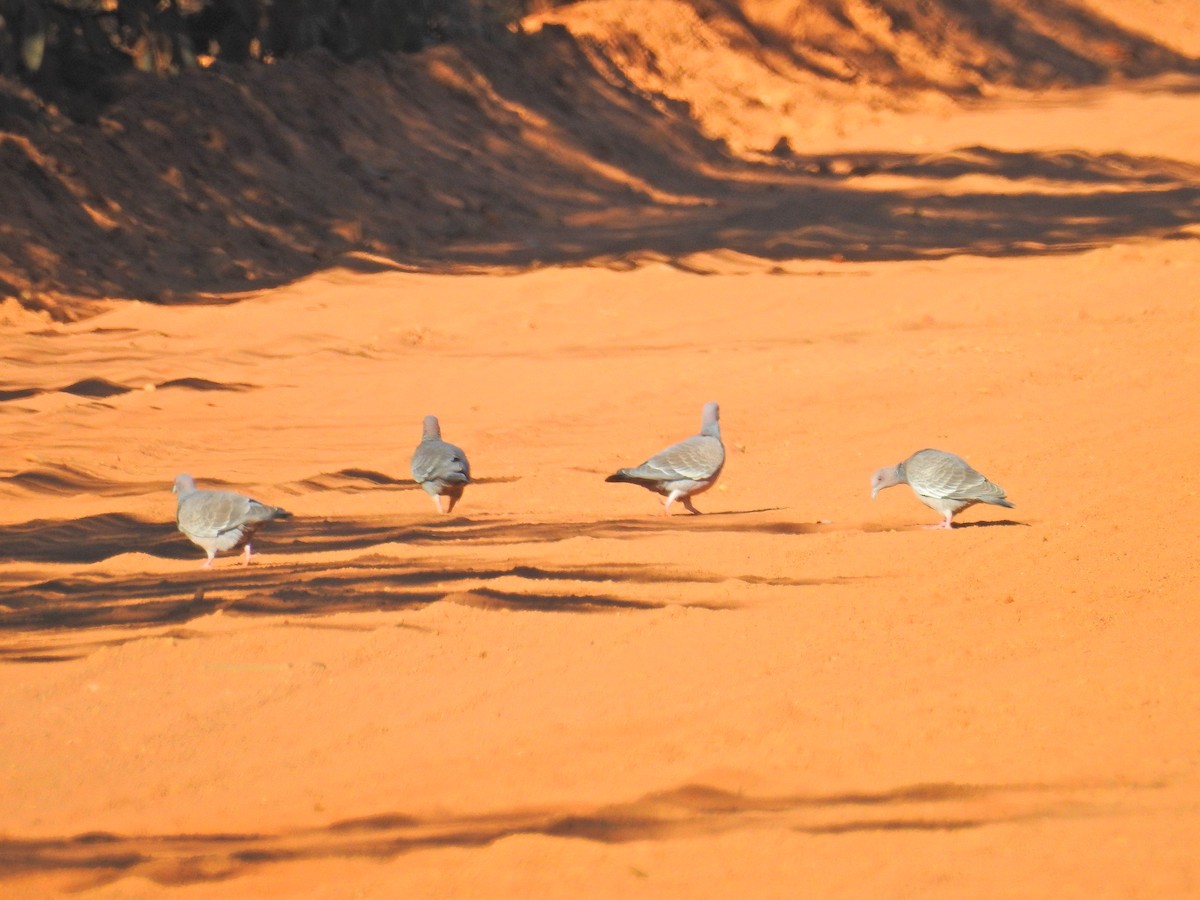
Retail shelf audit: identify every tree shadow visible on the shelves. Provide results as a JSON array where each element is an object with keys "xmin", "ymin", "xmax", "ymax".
[
  {"xmin": 0, "ymin": 464, "xmax": 282, "ymax": 500},
  {"xmin": 0, "ymin": 503, "xmax": 848, "ymax": 651},
  {"xmin": 0, "ymin": 377, "xmax": 255, "ymax": 405},
  {"xmin": 0, "ymin": 464, "xmax": 518, "ymax": 502},
  {"xmin": 0, "ymin": 535, "xmax": 850, "ymax": 643},
  {"xmin": 0, "ymin": 507, "xmax": 834, "ymax": 568},
  {"xmin": 0, "ymin": 777, "xmax": 1156, "ymax": 889},
  {"xmin": 703, "ymin": 0, "xmax": 1199, "ymax": 93},
  {"xmin": 1, "ymin": 21, "xmax": 1198, "ymax": 313}
]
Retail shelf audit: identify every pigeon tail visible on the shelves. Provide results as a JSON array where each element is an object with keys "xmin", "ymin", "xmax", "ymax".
[
  {"xmin": 606, "ymin": 469, "xmax": 669, "ymax": 489},
  {"xmin": 606, "ymin": 469, "xmax": 638, "ymax": 484}
]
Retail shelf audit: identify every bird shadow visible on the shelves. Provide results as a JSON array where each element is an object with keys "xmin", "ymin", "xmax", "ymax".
[
  {"xmin": 861, "ymin": 518, "xmax": 1027, "ymax": 533},
  {"xmin": 951, "ymin": 519, "xmax": 1029, "ymax": 529}
]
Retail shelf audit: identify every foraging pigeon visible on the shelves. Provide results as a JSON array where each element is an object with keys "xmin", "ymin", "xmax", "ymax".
[
  {"xmin": 410, "ymin": 415, "xmax": 471, "ymax": 514},
  {"xmin": 606, "ymin": 401, "xmax": 725, "ymax": 514},
  {"xmin": 173, "ymin": 474, "xmax": 292, "ymax": 568},
  {"xmin": 871, "ymin": 449, "xmax": 1014, "ymax": 528}
]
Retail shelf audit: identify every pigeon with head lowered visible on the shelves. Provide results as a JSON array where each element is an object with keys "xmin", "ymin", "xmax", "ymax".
[
  {"xmin": 871, "ymin": 449, "xmax": 1014, "ymax": 529},
  {"xmin": 606, "ymin": 401, "xmax": 725, "ymax": 515},
  {"xmin": 410, "ymin": 415, "xmax": 471, "ymax": 514},
  {"xmin": 173, "ymin": 474, "xmax": 292, "ymax": 568}
]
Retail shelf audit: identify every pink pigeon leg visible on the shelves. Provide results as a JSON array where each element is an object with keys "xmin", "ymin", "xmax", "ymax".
[{"xmin": 242, "ymin": 543, "xmax": 254, "ymax": 564}]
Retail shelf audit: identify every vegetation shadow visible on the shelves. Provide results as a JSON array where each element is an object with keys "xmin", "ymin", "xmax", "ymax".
[
  {"xmin": 0, "ymin": 778, "xmax": 1151, "ymax": 889},
  {"xmin": 1, "ymin": 21, "xmax": 1198, "ymax": 310},
  {"xmin": 0, "ymin": 508, "xmax": 832, "ymax": 568}
]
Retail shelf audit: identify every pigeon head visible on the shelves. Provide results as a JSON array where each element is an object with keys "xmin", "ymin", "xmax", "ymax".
[
  {"xmin": 870, "ymin": 464, "xmax": 904, "ymax": 499},
  {"xmin": 700, "ymin": 402, "xmax": 720, "ymax": 437},
  {"xmin": 421, "ymin": 415, "xmax": 442, "ymax": 440},
  {"xmin": 173, "ymin": 474, "xmax": 197, "ymax": 496}
]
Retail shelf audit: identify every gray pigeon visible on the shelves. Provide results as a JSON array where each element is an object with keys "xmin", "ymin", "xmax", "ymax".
[
  {"xmin": 173, "ymin": 474, "xmax": 292, "ymax": 568},
  {"xmin": 606, "ymin": 401, "xmax": 725, "ymax": 514},
  {"xmin": 410, "ymin": 415, "xmax": 471, "ymax": 514},
  {"xmin": 871, "ymin": 449, "xmax": 1014, "ymax": 528}
]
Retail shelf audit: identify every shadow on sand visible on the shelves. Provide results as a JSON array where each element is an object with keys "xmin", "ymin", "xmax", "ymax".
[
  {"xmin": 0, "ymin": 508, "xmax": 826, "ymax": 569},
  {"xmin": 0, "ymin": 506, "xmax": 850, "ymax": 651},
  {"xmin": 1, "ymin": 20, "xmax": 1198, "ymax": 310},
  {"xmin": 0, "ymin": 778, "xmax": 1156, "ymax": 889}
]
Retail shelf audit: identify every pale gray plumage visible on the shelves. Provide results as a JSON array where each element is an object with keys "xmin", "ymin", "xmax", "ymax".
[
  {"xmin": 871, "ymin": 449, "xmax": 1014, "ymax": 528},
  {"xmin": 606, "ymin": 401, "xmax": 724, "ymax": 514},
  {"xmin": 410, "ymin": 415, "xmax": 471, "ymax": 514},
  {"xmin": 173, "ymin": 474, "xmax": 291, "ymax": 568}
]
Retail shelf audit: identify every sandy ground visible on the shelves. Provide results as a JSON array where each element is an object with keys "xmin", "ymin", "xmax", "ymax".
[{"xmin": 3, "ymin": 2, "xmax": 1200, "ymax": 897}]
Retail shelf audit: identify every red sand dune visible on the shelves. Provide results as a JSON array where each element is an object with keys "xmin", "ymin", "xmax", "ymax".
[{"xmin": 2, "ymin": 0, "xmax": 1200, "ymax": 895}]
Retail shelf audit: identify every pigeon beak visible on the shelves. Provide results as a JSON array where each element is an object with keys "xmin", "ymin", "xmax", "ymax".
[{"xmin": 871, "ymin": 486, "xmax": 879, "ymax": 500}]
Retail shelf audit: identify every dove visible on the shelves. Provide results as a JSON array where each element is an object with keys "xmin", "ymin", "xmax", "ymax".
[
  {"xmin": 173, "ymin": 474, "xmax": 292, "ymax": 568},
  {"xmin": 410, "ymin": 415, "xmax": 471, "ymax": 514},
  {"xmin": 606, "ymin": 401, "xmax": 725, "ymax": 514},
  {"xmin": 871, "ymin": 449, "xmax": 1014, "ymax": 529}
]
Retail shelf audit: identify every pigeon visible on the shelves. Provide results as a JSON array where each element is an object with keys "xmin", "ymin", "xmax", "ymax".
[
  {"xmin": 173, "ymin": 474, "xmax": 292, "ymax": 568},
  {"xmin": 410, "ymin": 415, "xmax": 471, "ymax": 514},
  {"xmin": 871, "ymin": 449, "xmax": 1014, "ymax": 529},
  {"xmin": 606, "ymin": 401, "xmax": 725, "ymax": 514}
]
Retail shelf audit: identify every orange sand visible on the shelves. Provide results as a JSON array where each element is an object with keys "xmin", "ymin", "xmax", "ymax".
[{"xmin": 2, "ymin": 1, "xmax": 1200, "ymax": 896}]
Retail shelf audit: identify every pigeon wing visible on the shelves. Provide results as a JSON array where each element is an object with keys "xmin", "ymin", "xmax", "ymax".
[
  {"xmin": 412, "ymin": 440, "xmax": 470, "ymax": 485},
  {"xmin": 179, "ymin": 491, "xmax": 280, "ymax": 538},
  {"xmin": 634, "ymin": 435, "xmax": 724, "ymax": 481},
  {"xmin": 906, "ymin": 450, "xmax": 1004, "ymax": 502}
]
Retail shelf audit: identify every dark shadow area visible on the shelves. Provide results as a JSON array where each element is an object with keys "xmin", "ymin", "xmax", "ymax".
[
  {"xmin": 951, "ymin": 519, "xmax": 1028, "ymax": 529},
  {"xmin": 280, "ymin": 469, "xmax": 523, "ymax": 495},
  {"xmin": 699, "ymin": 0, "xmax": 1199, "ymax": 93},
  {"xmin": 0, "ymin": 466, "xmax": 518, "ymax": 501},
  {"xmin": 860, "ymin": 517, "xmax": 1026, "ymax": 532},
  {"xmin": 0, "ymin": 20, "xmax": 1198, "ymax": 314},
  {"xmin": 60, "ymin": 378, "xmax": 132, "ymax": 399},
  {"xmin": 157, "ymin": 377, "xmax": 256, "ymax": 392},
  {"xmin": 0, "ymin": 514, "xmax": 183, "ymax": 564},
  {"xmin": 284, "ymin": 469, "xmax": 414, "ymax": 494},
  {"xmin": 0, "ymin": 547, "xmax": 838, "ymax": 638},
  {"xmin": 0, "ymin": 624, "xmax": 214, "ymax": 664},
  {"xmin": 0, "ymin": 377, "xmax": 255, "ymax": 405},
  {"xmin": 0, "ymin": 465, "xmax": 167, "ymax": 498},
  {"xmin": 0, "ymin": 778, "xmax": 1150, "ymax": 888},
  {"xmin": 0, "ymin": 507, "xmax": 831, "ymax": 568}
]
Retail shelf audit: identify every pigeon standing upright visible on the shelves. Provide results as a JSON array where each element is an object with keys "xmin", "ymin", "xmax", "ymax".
[
  {"xmin": 606, "ymin": 401, "xmax": 725, "ymax": 514},
  {"xmin": 173, "ymin": 474, "xmax": 292, "ymax": 568},
  {"xmin": 410, "ymin": 415, "xmax": 471, "ymax": 514},
  {"xmin": 871, "ymin": 449, "xmax": 1014, "ymax": 528}
]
